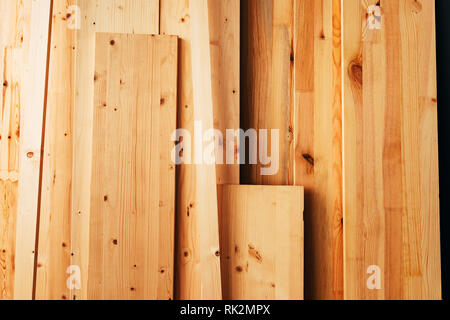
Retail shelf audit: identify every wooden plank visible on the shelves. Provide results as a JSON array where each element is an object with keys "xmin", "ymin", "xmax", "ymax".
[
  {"xmin": 217, "ymin": 185, "xmax": 304, "ymax": 300},
  {"xmin": 293, "ymin": 0, "xmax": 343, "ymax": 300},
  {"xmin": 241, "ymin": 0, "xmax": 343, "ymax": 299},
  {"xmin": 35, "ymin": 0, "xmax": 76, "ymax": 301},
  {"xmin": 160, "ymin": 0, "xmax": 239, "ymax": 299},
  {"xmin": 87, "ymin": 33, "xmax": 177, "ymax": 300},
  {"xmin": 241, "ymin": 0, "xmax": 294, "ymax": 186},
  {"xmin": 35, "ymin": 0, "xmax": 160, "ymax": 300},
  {"xmin": 208, "ymin": 0, "xmax": 240, "ymax": 184},
  {"xmin": 0, "ymin": 0, "xmax": 32, "ymax": 301},
  {"xmin": 187, "ymin": 0, "xmax": 221, "ymax": 300},
  {"xmin": 0, "ymin": 0, "xmax": 52, "ymax": 300},
  {"xmin": 343, "ymin": 0, "xmax": 441, "ymax": 300}
]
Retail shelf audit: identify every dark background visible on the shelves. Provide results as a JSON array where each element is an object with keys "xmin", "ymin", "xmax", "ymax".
[{"xmin": 436, "ymin": 0, "xmax": 450, "ymax": 300}]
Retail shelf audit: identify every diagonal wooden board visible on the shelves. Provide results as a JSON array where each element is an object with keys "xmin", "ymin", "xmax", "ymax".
[
  {"xmin": 87, "ymin": 33, "xmax": 177, "ymax": 300},
  {"xmin": 218, "ymin": 185, "xmax": 304, "ymax": 300},
  {"xmin": 343, "ymin": 0, "xmax": 441, "ymax": 300}
]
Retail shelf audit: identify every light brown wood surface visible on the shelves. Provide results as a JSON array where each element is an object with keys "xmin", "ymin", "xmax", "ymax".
[
  {"xmin": 87, "ymin": 33, "xmax": 177, "ymax": 300},
  {"xmin": 218, "ymin": 185, "xmax": 304, "ymax": 300},
  {"xmin": 36, "ymin": 0, "xmax": 160, "ymax": 300},
  {"xmin": 36, "ymin": 0, "xmax": 76, "ymax": 300},
  {"xmin": 160, "ymin": 0, "xmax": 239, "ymax": 300},
  {"xmin": 241, "ymin": 0, "xmax": 294, "ymax": 186},
  {"xmin": 343, "ymin": 0, "xmax": 441, "ymax": 300},
  {"xmin": 0, "ymin": 0, "xmax": 51, "ymax": 300},
  {"xmin": 293, "ymin": 0, "xmax": 343, "ymax": 300}
]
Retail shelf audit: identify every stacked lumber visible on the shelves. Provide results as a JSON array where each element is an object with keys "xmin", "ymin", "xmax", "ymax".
[
  {"xmin": 241, "ymin": 0, "xmax": 441, "ymax": 300},
  {"xmin": 0, "ymin": 0, "xmax": 442, "ymax": 301}
]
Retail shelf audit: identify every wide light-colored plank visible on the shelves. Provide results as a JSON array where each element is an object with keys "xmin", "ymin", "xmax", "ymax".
[
  {"xmin": 293, "ymin": 0, "xmax": 343, "ymax": 300},
  {"xmin": 343, "ymin": 0, "xmax": 441, "ymax": 300},
  {"xmin": 218, "ymin": 185, "xmax": 304, "ymax": 300},
  {"xmin": 35, "ymin": 0, "xmax": 160, "ymax": 300},
  {"xmin": 88, "ymin": 33, "xmax": 177, "ymax": 300}
]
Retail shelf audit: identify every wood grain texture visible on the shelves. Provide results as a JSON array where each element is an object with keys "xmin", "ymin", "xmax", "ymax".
[
  {"xmin": 0, "ymin": 1, "xmax": 27, "ymax": 294},
  {"xmin": 35, "ymin": 0, "xmax": 76, "ymax": 301},
  {"xmin": 241, "ymin": 0, "xmax": 294, "ymax": 186},
  {"xmin": 343, "ymin": 0, "xmax": 441, "ymax": 300},
  {"xmin": 241, "ymin": 0, "xmax": 343, "ymax": 300},
  {"xmin": 187, "ymin": 0, "xmax": 222, "ymax": 299},
  {"xmin": 293, "ymin": 0, "xmax": 343, "ymax": 300},
  {"xmin": 218, "ymin": 185, "xmax": 304, "ymax": 300},
  {"xmin": 208, "ymin": 0, "xmax": 240, "ymax": 185},
  {"xmin": 0, "ymin": 0, "xmax": 50, "ymax": 300},
  {"xmin": 35, "ymin": 0, "xmax": 160, "ymax": 300},
  {"xmin": 160, "ymin": 0, "xmax": 239, "ymax": 300},
  {"xmin": 88, "ymin": 33, "xmax": 177, "ymax": 300}
]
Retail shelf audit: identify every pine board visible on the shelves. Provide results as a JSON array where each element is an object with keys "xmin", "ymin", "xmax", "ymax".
[
  {"xmin": 241, "ymin": 0, "xmax": 294, "ymax": 186},
  {"xmin": 217, "ymin": 185, "xmax": 304, "ymax": 300},
  {"xmin": 343, "ymin": 0, "xmax": 441, "ymax": 300},
  {"xmin": 35, "ymin": 0, "xmax": 160, "ymax": 300},
  {"xmin": 87, "ymin": 33, "xmax": 177, "ymax": 300}
]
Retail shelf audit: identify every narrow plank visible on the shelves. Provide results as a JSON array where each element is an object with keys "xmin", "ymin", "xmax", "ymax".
[
  {"xmin": 35, "ymin": 0, "xmax": 76, "ymax": 300},
  {"xmin": 160, "ymin": 0, "xmax": 239, "ymax": 299},
  {"xmin": 71, "ymin": 0, "xmax": 160, "ymax": 300},
  {"xmin": 88, "ymin": 33, "xmax": 177, "ymax": 300},
  {"xmin": 188, "ymin": 0, "xmax": 222, "ymax": 300},
  {"xmin": 34, "ymin": 0, "xmax": 159, "ymax": 300},
  {"xmin": 343, "ymin": 0, "xmax": 441, "ymax": 300},
  {"xmin": 0, "ymin": 0, "xmax": 32, "ymax": 301},
  {"xmin": 218, "ymin": 185, "xmax": 304, "ymax": 300},
  {"xmin": 241, "ymin": 0, "xmax": 294, "ymax": 186},
  {"xmin": 293, "ymin": 0, "xmax": 343, "ymax": 300},
  {"xmin": 208, "ymin": 0, "xmax": 240, "ymax": 184}
]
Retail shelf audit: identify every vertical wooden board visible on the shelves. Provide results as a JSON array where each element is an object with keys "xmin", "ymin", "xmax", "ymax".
[
  {"xmin": 208, "ymin": 0, "xmax": 240, "ymax": 184},
  {"xmin": 218, "ymin": 185, "xmax": 304, "ymax": 300},
  {"xmin": 160, "ymin": 0, "xmax": 239, "ymax": 300},
  {"xmin": 34, "ymin": 0, "xmax": 159, "ymax": 300},
  {"xmin": 88, "ymin": 33, "xmax": 177, "ymax": 300},
  {"xmin": 189, "ymin": 0, "xmax": 222, "ymax": 300},
  {"xmin": 72, "ymin": 0, "xmax": 160, "ymax": 301},
  {"xmin": 13, "ymin": 0, "xmax": 52, "ymax": 300},
  {"xmin": 0, "ymin": 0, "xmax": 32, "ymax": 301},
  {"xmin": 35, "ymin": 0, "xmax": 76, "ymax": 301},
  {"xmin": 343, "ymin": 0, "xmax": 441, "ymax": 300},
  {"xmin": 241, "ymin": 0, "xmax": 294, "ymax": 186},
  {"xmin": 293, "ymin": 0, "xmax": 343, "ymax": 300}
]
